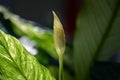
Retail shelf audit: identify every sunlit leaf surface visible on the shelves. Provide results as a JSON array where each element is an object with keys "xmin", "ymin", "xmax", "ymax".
[{"xmin": 0, "ymin": 30, "xmax": 55, "ymax": 80}]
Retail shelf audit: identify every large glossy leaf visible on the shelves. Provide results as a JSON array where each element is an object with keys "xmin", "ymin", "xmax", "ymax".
[
  {"xmin": 74, "ymin": 0, "xmax": 120, "ymax": 80},
  {"xmin": 0, "ymin": 30, "xmax": 55, "ymax": 80}
]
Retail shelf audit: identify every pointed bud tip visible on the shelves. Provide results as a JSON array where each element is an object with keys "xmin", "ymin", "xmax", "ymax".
[
  {"xmin": 53, "ymin": 11, "xmax": 65, "ymax": 56},
  {"xmin": 52, "ymin": 11, "xmax": 55, "ymax": 15}
]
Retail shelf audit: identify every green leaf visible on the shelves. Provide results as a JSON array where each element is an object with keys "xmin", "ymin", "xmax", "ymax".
[
  {"xmin": 11, "ymin": 18, "xmax": 57, "ymax": 59},
  {"xmin": 74, "ymin": 0, "xmax": 120, "ymax": 80},
  {"xmin": 0, "ymin": 5, "xmax": 58, "ymax": 59},
  {"xmin": 0, "ymin": 30, "xmax": 55, "ymax": 80}
]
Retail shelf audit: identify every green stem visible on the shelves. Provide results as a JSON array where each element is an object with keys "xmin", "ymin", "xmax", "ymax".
[{"xmin": 59, "ymin": 55, "xmax": 63, "ymax": 80}]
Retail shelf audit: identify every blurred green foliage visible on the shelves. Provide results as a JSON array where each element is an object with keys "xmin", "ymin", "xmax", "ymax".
[{"xmin": 74, "ymin": 0, "xmax": 120, "ymax": 80}]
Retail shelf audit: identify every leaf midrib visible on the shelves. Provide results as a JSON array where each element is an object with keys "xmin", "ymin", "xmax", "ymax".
[
  {"xmin": 94, "ymin": 0, "xmax": 120, "ymax": 61},
  {"xmin": 0, "ymin": 37, "xmax": 27, "ymax": 80}
]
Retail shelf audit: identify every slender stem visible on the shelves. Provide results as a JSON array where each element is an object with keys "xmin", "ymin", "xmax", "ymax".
[{"xmin": 59, "ymin": 54, "xmax": 63, "ymax": 80}]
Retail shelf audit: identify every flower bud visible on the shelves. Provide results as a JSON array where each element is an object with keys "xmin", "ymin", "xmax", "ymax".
[{"xmin": 53, "ymin": 11, "xmax": 65, "ymax": 56}]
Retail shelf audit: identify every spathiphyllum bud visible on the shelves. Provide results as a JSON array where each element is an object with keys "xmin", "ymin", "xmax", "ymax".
[{"xmin": 53, "ymin": 11, "xmax": 65, "ymax": 56}]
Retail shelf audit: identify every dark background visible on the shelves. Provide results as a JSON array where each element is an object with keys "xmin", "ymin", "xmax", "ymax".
[{"xmin": 0, "ymin": 0, "xmax": 81, "ymax": 43}]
